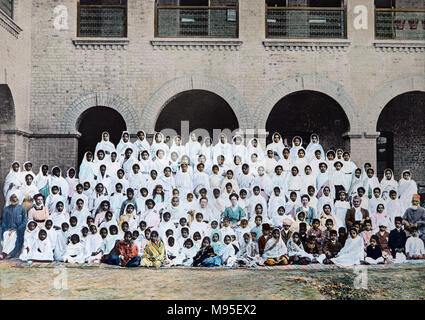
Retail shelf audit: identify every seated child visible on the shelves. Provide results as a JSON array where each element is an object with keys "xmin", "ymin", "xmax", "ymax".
[
  {"xmin": 64, "ymin": 234, "xmax": 85, "ymax": 263},
  {"xmin": 318, "ymin": 230, "xmax": 342, "ymax": 264},
  {"xmin": 388, "ymin": 217, "xmax": 407, "ymax": 262},
  {"xmin": 287, "ymin": 232, "xmax": 313, "ymax": 265},
  {"xmin": 262, "ymin": 228, "xmax": 289, "ymax": 266},
  {"xmin": 364, "ymin": 235, "xmax": 384, "ymax": 264},
  {"xmin": 405, "ymin": 226, "xmax": 425, "ymax": 260},
  {"xmin": 28, "ymin": 229, "xmax": 54, "ymax": 262}
]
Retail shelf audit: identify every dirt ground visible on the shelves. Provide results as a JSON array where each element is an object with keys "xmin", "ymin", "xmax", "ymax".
[{"xmin": 0, "ymin": 262, "xmax": 424, "ymax": 300}]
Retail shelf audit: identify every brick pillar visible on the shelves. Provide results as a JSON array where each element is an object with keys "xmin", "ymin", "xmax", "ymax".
[
  {"xmin": 347, "ymin": 0, "xmax": 375, "ymax": 46},
  {"xmin": 347, "ymin": 132, "xmax": 380, "ymax": 169}
]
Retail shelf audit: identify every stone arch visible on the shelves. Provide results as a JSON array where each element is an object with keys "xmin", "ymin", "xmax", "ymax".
[
  {"xmin": 0, "ymin": 84, "xmax": 16, "ymax": 129},
  {"xmin": 254, "ymin": 75, "xmax": 358, "ymax": 133},
  {"xmin": 141, "ymin": 74, "xmax": 251, "ymax": 133},
  {"xmin": 61, "ymin": 91, "xmax": 140, "ymax": 134},
  {"xmin": 369, "ymin": 75, "xmax": 425, "ymax": 133}
]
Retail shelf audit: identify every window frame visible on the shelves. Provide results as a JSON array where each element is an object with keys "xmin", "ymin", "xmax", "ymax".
[{"xmin": 77, "ymin": 0, "xmax": 128, "ymax": 38}]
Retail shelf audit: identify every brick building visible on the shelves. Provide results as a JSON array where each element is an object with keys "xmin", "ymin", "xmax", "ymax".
[{"xmin": 0, "ymin": 0, "xmax": 424, "ymax": 209}]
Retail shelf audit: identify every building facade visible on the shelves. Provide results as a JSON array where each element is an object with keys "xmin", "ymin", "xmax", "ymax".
[{"xmin": 0, "ymin": 0, "xmax": 424, "ymax": 209}]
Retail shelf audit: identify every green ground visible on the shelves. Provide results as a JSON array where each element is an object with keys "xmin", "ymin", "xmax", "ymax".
[{"xmin": 0, "ymin": 262, "xmax": 424, "ymax": 300}]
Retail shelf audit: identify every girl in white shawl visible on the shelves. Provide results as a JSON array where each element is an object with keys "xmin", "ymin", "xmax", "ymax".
[
  {"xmin": 262, "ymin": 228, "xmax": 289, "ymax": 265},
  {"xmin": 28, "ymin": 229, "xmax": 53, "ymax": 262},
  {"xmin": 138, "ymin": 150, "xmax": 154, "ymax": 177},
  {"xmin": 170, "ymin": 135, "xmax": 186, "ymax": 160},
  {"xmin": 331, "ymin": 227, "xmax": 364, "ymax": 266},
  {"xmin": 380, "ymin": 168, "xmax": 398, "ymax": 201},
  {"xmin": 165, "ymin": 235, "xmax": 184, "ymax": 266},
  {"xmin": 362, "ymin": 168, "xmax": 381, "ymax": 200},
  {"xmin": 79, "ymin": 152, "xmax": 96, "ymax": 183},
  {"xmin": 19, "ymin": 173, "xmax": 39, "ymax": 201},
  {"xmin": 133, "ymin": 130, "xmax": 151, "ymax": 154},
  {"xmin": 398, "ymin": 170, "xmax": 417, "ymax": 212},
  {"xmin": 116, "ymin": 131, "xmax": 135, "ymax": 158},
  {"xmin": 247, "ymin": 138, "xmax": 265, "ymax": 161},
  {"xmin": 293, "ymin": 148, "xmax": 308, "ymax": 176},
  {"xmin": 35, "ymin": 164, "xmax": 50, "ymax": 193},
  {"xmin": 200, "ymin": 137, "xmax": 213, "ymax": 162},
  {"xmin": 65, "ymin": 168, "xmax": 79, "ymax": 200},
  {"xmin": 385, "ymin": 189, "xmax": 403, "ymax": 227},
  {"xmin": 348, "ymin": 168, "xmax": 363, "ymax": 198},
  {"xmin": 213, "ymin": 134, "xmax": 233, "ymax": 164},
  {"xmin": 181, "ymin": 238, "xmax": 198, "ymax": 266},
  {"xmin": 127, "ymin": 163, "xmax": 147, "ymax": 192},
  {"xmin": 64, "ymin": 234, "xmax": 86, "ymax": 264},
  {"xmin": 264, "ymin": 148, "xmax": 278, "ymax": 176},
  {"xmin": 285, "ymin": 166, "xmax": 302, "ymax": 199},
  {"xmin": 287, "ymin": 232, "xmax": 314, "ymax": 261},
  {"xmin": 95, "ymin": 131, "xmax": 116, "ymax": 156},
  {"xmin": 232, "ymin": 135, "xmax": 247, "ymax": 164},
  {"xmin": 268, "ymin": 186, "xmax": 287, "ymax": 219},
  {"xmin": 20, "ymin": 161, "xmax": 36, "ymax": 185},
  {"xmin": 19, "ymin": 221, "xmax": 40, "ymax": 261},
  {"xmin": 305, "ymin": 133, "xmax": 325, "ymax": 161},
  {"xmin": 218, "ymin": 235, "xmax": 237, "ymax": 266},
  {"xmin": 151, "ymin": 132, "xmax": 169, "ymax": 159},
  {"xmin": 342, "ymin": 152, "xmax": 357, "ymax": 183},
  {"xmin": 289, "ymin": 136, "xmax": 304, "ymax": 161},
  {"xmin": 152, "ymin": 149, "xmax": 169, "ymax": 174},
  {"xmin": 50, "ymin": 200, "xmax": 70, "ymax": 230},
  {"xmin": 185, "ymin": 132, "xmax": 202, "ymax": 165},
  {"xmin": 54, "ymin": 222, "xmax": 70, "ymax": 261},
  {"xmin": 3, "ymin": 161, "xmax": 22, "ymax": 197},
  {"xmin": 236, "ymin": 232, "xmax": 264, "ymax": 267},
  {"xmin": 267, "ymin": 133, "xmax": 285, "ymax": 159},
  {"xmin": 85, "ymin": 225, "xmax": 103, "ymax": 263}
]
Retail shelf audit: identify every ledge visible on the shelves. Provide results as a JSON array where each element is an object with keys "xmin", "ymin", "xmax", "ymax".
[
  {"xmin": 150, "ymin": 38, "xmax": 242, "ymax": 51},
  {"xmin": 72, "ymin": 38, "xmax": 129, "ymax": 50},
  {"xmin": 1, "ymin": 130, "xmax": 81, "ymax": 139},
  {"xmin": 373, "ymin": 40, "xmax": 425, "ymax": 52},
  {"xmin": 263, "ymin": 39, "xmax": 350, "ymax": 52},
  {"xmin": 0, "ymin": 9, "xmax": 22, "ymax": 39},
  {"xmin": 342, "ymin": 131, "xmax": 363, "ymax": 139}
]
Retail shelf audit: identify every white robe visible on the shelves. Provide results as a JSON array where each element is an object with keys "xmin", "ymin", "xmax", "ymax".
[{"xmin": 331, "ymin": 236, "xmax": 364, "ymax": 266}]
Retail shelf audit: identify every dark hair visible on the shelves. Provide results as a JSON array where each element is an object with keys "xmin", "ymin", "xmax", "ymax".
[
  {"xmin": 124, "ymin": 231, "xmax": 133, "ymax": 239},
  {"xmin": 301, "ymin": 194, "xmax": 310, "ymax": 201},
  {"xmin": 229, "ymin": 193, "xmax": 239, "ymax": 200}
]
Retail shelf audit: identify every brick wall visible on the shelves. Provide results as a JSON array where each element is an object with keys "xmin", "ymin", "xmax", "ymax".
[{"xmin": 0, "ymin": 0, "xmax": 424, "ymax": 210}]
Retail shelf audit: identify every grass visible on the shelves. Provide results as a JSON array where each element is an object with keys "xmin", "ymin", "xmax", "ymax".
[{"xmin": 0, "ymin": 262, "xmax": 424, "ymax": 300}]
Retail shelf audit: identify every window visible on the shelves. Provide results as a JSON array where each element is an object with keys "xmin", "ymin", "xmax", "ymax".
[
  {"xmin": 0, "ymin": 0, "xmax": 13, "ymax": 19},
  {"xmin": 375, "ymin": 0, "xmax": 395, "ymax": 8},
  {"xmin": 180, "ymin": 0, "xmax": 209, "ymax": 5},
  {"xmin": 78, "ymin": 0, "xmax": 127, "ymax": 37},
  {"xmin": 308, "ymin": 0, "xmax": 342, "ymax": 7},
  {"xmin": 266, "ymin": 0, "xmax": 286, "ymax": 7},
  {"xmin": 155, "ymin": 0, "xmax": 239, "ymax": 38}
]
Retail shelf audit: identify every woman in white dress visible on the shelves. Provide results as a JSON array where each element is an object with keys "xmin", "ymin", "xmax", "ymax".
[{"xmin": 331, "ymin": 227, "xmax": 364, "ymax": 266}]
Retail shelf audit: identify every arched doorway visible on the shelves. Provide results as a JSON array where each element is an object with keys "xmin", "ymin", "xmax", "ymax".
[
  {"xmin": 155, "ymin": 89, "xmax": 239, "ymax": 142},
  {"xmin": 0, "ymin": 84, "xmax": 16, "ymax": 211},
  {"xmin": 377, "ymin": 91, "xmax": 425, "ymax": 183},
  {"xmin": 266, "ymin": 90, "xmax": 350, "ymax": 151},
  {"xmin": 77, "ymin": 106, "xmax": 126, "ymax": 165}
]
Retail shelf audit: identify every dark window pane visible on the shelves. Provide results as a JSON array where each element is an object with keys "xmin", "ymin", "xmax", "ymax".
[
  {"xmin": 309, "ymin": 0, "xmax": 342, "ymax": 7},
  {"xmin": 78, "ymin": 1, "xmax": 127, "ymax": 37},
  {"xmin": 0, "ymin": 0, "xmax": 13, "ymax": 19}
]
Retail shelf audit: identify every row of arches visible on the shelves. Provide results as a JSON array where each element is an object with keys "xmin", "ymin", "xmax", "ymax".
[
  {"xmin": 1, "ymin": 77, "xmax": 424, "ymax": 182},
  {"xmin": 76, "ymin": 88, "xmax": 424, "ymax": 181}
]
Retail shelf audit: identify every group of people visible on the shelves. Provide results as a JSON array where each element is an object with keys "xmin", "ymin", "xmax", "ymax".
[{"xmin": 1, "ymin": 130, "xmax": 424, "ymax": 268}]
